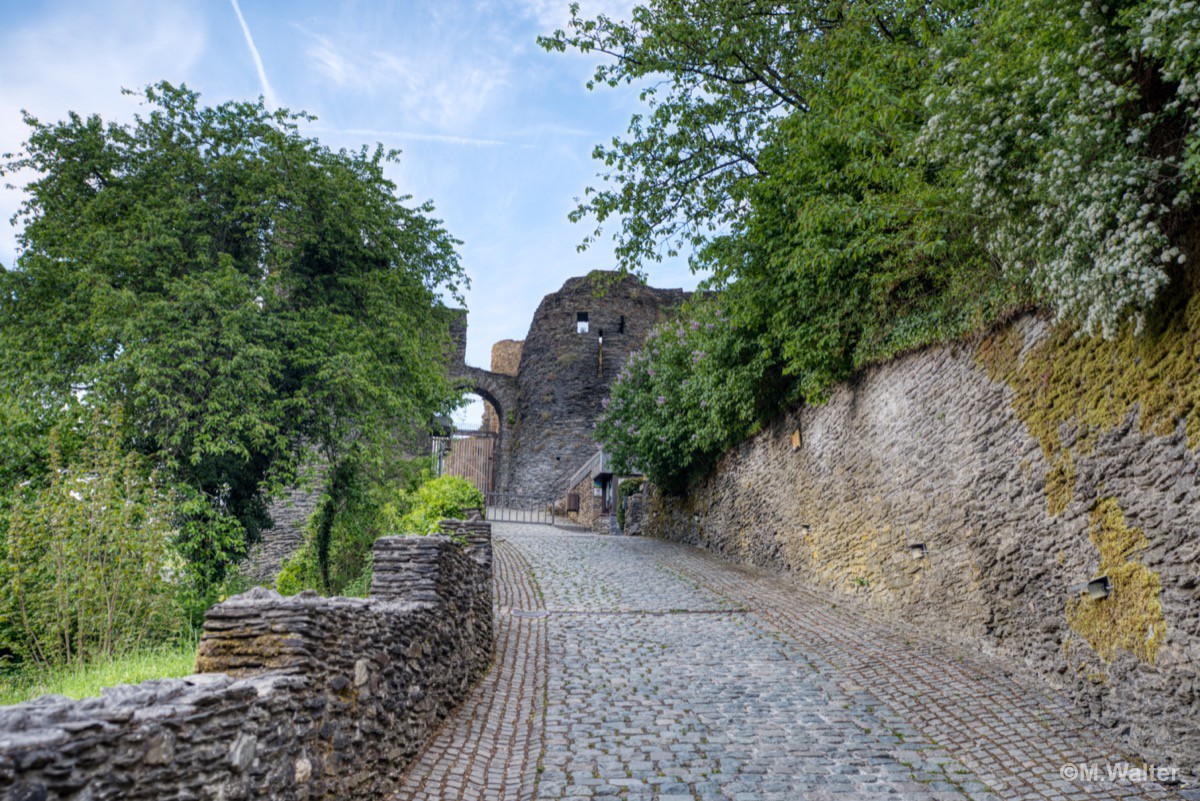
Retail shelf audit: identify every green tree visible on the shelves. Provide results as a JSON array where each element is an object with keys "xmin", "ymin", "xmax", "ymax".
[
  {"xmin": 560, "ymin": 0, "xmax": 1196, "ymax": 491},
  {"xmin": 596, "ymin": 298, "xmax": 789, "ymax": 492},
  {"xmin": 540, "ymin": 1, "xmax": 963, "ymax": 269},
  {"xmin": 544, "ymin": 0, "xmax": 1021, "ymax": 403},
  {"xmin": 0, "ymin": 83, "xmax": 466, "ymax": 598},
  {"xmin": 548, "ymin": 0, "xmax": 1197, "ymax": 367},
  {"xmin": 396, "ymin": 474, "xmax": 485, "ymax": 536}
]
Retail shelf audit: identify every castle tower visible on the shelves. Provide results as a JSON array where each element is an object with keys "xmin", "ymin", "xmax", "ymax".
[{"xmin": 503, "ymin": 272, "xmax": 688, "ymax": 495}]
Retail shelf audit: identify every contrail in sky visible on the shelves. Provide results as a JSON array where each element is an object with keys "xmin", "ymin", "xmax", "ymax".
[{"xmin": 229, "ymin": 0, "xmax": 278, "ymax": 110}]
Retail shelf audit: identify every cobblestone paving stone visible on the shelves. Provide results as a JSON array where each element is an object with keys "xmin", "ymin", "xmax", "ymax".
[
  {"xmin": 392, "ymin": 533, "xmax": 547, "ymax": 800},
  {"xmin": 393, "ymin": 524, "xmax": 1186, "ymax": 800},
  {"xmin": 517, "ymin": 531, "xmax": 1000, "ymax": 801},
  {"xmin": 653, "ymin": 540, "xmax": 1187, "ymax": 801}
]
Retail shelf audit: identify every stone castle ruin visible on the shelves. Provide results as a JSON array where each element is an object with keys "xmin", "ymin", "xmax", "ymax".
[
  {"xmin": 447, "ymin": 272, "xmax": 689, "ymax": 498},
  {"xmin": 4, "ymin": 276, "xmax": 1200, "ymax": 798},
  {"xmin": 242, "ymin": 272, "xmax": 686, "ymax": 584}
]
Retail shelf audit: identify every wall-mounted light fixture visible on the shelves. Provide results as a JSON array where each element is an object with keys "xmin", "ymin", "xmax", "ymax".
[
  {"xmin": 1087, "ymin": 576, "xmax": 1111, "ymax": 600},
  {"xmin": 908, "ymin": 543, "xmax": 928, "ymax": 560},
  {"xmin": 1069, "ymin": 575, "xmax": 1113, "ymax": 600}
]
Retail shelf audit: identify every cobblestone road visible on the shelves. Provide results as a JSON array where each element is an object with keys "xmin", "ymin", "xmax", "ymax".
[{"xmin": 392, "ymin": 524, "xmax": 1188, "ymax": 801}]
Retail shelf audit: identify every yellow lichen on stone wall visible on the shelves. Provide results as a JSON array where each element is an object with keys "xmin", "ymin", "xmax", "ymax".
[
  {"xmin": 976, "ymin": 294, "xmax": 1200, "ymax": 514},
  {"xmin": 802, "ymin": 522, "xmax": 881, "ymax": 594},
  {"xmin": 1066, "ymin": 498, "xmax": 1166, "ymax": 664},
  {"xmin": 1045, "ymin": 451, "xmax": 1076, "ymax": 517}
]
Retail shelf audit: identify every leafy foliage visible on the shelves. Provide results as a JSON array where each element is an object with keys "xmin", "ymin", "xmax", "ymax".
[
  {"xmin": 538, "ymin": 0, "xmax": 805, "ymax": 268},
  {"xmin": 597, "ymin": 298, "xmax": 793, "ymax": 492},
  {"xmin": 0, "ymin": 412, "xmax": 182, "ymax": 668},
  {"xmin": 396, "ymin": 475, "xmax": 486, "ymax": 536},
  {"xmin": 921, "ymin": 0, "xmax": 1200, "ymax": 335},
  {"xmin": 0, "ymin": 82, "xmax": 466, "ymax": 598},
  {"xmin": 544, "ymin": 0, "xmax": 1026, "ymax": 396},
  {"xmin": 276, "ymin": 468, "xmax": 481, "ymax": 598},
  {"xmin": 276, "ymin": 455, "xmax": 432, "ymax": 598},
  {"xmin": 553, "ymin": 0, "xmax": 1197, "ymax": 490}
]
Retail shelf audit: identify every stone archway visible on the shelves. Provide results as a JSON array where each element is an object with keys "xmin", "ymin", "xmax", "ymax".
[{"xmin": 449, "ymin": 364, "xmax": 519, "ymax": 493}]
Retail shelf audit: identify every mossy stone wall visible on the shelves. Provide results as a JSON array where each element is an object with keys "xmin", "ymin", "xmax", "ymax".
[{"xmin": 646, "ymin": 311, "xmax": 1200, "ymax": 778}]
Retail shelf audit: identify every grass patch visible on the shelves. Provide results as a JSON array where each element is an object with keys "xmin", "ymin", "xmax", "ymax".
[{"xmin": 0, "ymin": 639, "xmax": 198, "ymax": 706}]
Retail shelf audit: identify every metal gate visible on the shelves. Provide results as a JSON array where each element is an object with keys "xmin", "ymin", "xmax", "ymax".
[
  {"xmin": 484, "ymin": 493, "xmax": 557, "ymax": 525},
  {"xmin": 433, "ymin": 430, "xmax": 497, "ymax": 493}
]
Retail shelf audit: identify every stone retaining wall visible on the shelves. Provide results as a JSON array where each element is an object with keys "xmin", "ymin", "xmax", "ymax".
[
  {"xmin": 646, "ymin": 314, "xmax": 1200, "ymax": 779},
  {"xmin": 623, "ymin": 491, "xmax": 647, "ymax": 536},
  {"xmin": 243, "ymin": 463, "xmax": 327, "ymax": 584},
  {"xmin": 0, "ymin": 519, "xmax": 493, "ymax": 800},
  {"xmin": 564, "ymin": 473, "xmax": 596, "ymax": 529}
]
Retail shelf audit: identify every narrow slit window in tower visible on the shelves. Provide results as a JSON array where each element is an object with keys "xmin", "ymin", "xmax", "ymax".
[{"xmin": 576, "ymin": 312, "xmax": 589, "ymax": 333}]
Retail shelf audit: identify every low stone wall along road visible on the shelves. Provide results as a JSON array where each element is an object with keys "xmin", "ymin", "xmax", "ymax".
[{"xmin": 391, "ymin": 523, "xmax": 1190, "ymax": 801}]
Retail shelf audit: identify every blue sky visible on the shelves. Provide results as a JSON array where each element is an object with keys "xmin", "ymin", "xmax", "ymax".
[{"xmin": 0, "ymin": 0, "xmax": 704, "ymax": 425}]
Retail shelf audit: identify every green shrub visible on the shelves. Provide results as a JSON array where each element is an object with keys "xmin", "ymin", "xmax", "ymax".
[
  {"xmin": 0, "ymin": 420, "xmax": 183, "ymax": 668},
  {"xmin": 398, "ymin": 475, "xmax": 485, "ymax": 535},
  {"xmin": 275, "ymin": 546, "xmax": 322, "ymax": 597},
  {"xmin": 340, "ymin": 554, "xmax": 374, "ymax": 599},
  {"xmin": 272, "ymin": 463, "xmax": 484, "ymax": 601},
  {"xmin": 275, "ymin": 455, "xmax": 436, "ymax": 598}
]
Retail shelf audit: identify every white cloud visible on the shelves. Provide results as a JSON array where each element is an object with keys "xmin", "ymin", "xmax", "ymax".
[
  {"xmin": 304, "ymin": 32, "xmax": 510, "ymax": 133},
  {"xmin": 316, "ymin": 128, "xmax": 504, "ymax": 147},
  {"xmin": 0, "ymin": 1, "xmax": 206, "ymax": 268}
]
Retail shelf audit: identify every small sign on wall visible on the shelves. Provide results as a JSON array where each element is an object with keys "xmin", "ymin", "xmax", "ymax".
[{"xmin": 791, "ymin": 428, "xmax": 802, "ymax": 451}]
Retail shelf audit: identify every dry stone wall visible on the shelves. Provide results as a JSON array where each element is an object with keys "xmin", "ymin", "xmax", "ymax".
[
  {"xmin": 563, "ymin": 473, "xmax": 596, "ymax": 528},
  {"xmin": 0, "ymin": 520, "xmax": 493, "ymax": 800},
  {"xmin": 646, "ymin": 314, "xmax": 1200, "ymax": 779}
]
